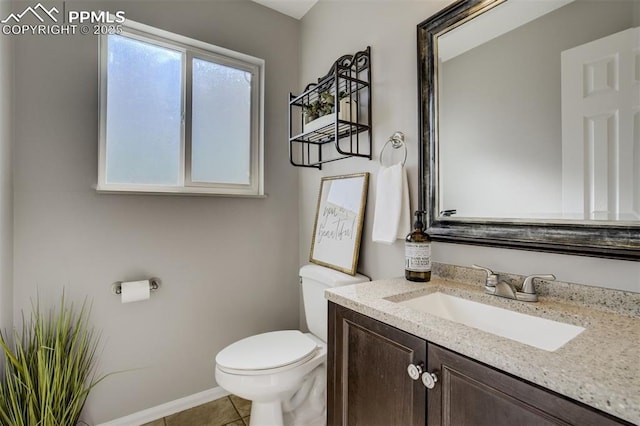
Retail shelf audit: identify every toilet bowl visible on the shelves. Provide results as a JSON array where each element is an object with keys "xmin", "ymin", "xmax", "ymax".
[
  {"xmin": 215, "ymin": 331, "xmax": 327, "ymax": 426},
  {"xmin": 214, "ymin": 265, "xmax": 369, "ymax": 426}
]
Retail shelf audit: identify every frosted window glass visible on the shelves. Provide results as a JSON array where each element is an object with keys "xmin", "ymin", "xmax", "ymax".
[
  {"xmin": 191, "ymin": 58, "xmax": 252, "ymax": 185},
  {"xmin": 106, "ymin": 35, "xmax": 182, "ymax": 185}
]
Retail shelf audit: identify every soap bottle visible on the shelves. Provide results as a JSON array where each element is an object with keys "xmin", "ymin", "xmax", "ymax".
[{"xmin": 405, "ymin": 210, "xmax": 431, "ymax": 282}]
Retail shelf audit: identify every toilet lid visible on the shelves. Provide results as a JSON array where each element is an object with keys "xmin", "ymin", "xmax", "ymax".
[{"xmin": 215, "ymin": 330, "xmax": 319, "ymax": 372}]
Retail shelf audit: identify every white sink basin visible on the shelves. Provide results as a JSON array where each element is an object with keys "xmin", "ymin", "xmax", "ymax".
[{"xmin": 398, "ymin": 292, "xmax": 585, "ymax": 351}]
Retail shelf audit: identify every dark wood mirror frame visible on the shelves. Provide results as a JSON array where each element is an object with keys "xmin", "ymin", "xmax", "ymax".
[{"xmin": 417, "ymin": 0, "xmax": 640, "ymax": 261}]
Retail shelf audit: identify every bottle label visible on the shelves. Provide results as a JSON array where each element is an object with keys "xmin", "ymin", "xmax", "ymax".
[{"xmin": 405, "ymin": 242, "xmax": 431, "ymax": 272}]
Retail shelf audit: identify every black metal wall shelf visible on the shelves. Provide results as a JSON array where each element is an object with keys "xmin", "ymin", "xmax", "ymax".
[{"xmin": 289, "ymin": 47, "xmax": 372, "ymax": 169}]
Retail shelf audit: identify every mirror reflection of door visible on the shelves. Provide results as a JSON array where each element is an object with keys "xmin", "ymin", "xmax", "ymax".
[
  {"xmin": 437, "ymin": 0, "xmax": 639, "ymax": 222},
  {"xmin": 561, "ymin": 27, "xmax": 640, "ymax": 221}
]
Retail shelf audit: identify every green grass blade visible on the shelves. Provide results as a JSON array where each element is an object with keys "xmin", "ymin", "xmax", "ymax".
[{"xmin": 0, "ymin": 293, "xmax": 112, "ymax": 425}]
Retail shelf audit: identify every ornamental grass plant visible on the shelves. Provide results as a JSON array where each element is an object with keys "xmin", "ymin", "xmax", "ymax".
[{"xmin": 0, "ymin": 295, "xmax": 107, "ymax": 425}]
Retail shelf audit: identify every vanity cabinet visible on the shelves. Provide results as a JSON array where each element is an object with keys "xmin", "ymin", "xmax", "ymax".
[
  {"xmin": 328, "ymin": 302, "xmax": 426, "ymax": 425},
  {"xmin": 427, "ymin": 343, "xmax": 626, "ymax": 426},
  {"xmin": 328, "ymin": 302, "xmax": 630, "ymax": 426}
]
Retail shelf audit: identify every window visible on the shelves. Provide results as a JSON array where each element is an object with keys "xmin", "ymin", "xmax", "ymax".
[{"xmin": 98, "ymin": 20, "xmax": 264, "ymax": 196}]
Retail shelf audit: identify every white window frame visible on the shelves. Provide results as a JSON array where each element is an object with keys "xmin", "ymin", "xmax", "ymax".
[{"xmin": 98, "ymin": 19, "xmax": 265, "ymax": 196}]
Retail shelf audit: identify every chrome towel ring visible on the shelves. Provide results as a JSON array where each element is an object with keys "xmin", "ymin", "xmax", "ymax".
[{"xmin": 379, "ymin": 131, "xmax": 407, "ymax": 166}]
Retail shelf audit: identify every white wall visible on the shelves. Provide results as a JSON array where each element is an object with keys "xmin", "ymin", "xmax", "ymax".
[
  {"xmin": 12, "ymin": 0, "xmax": 300, "ymax": 422},
  {"xmin": 0, "ymin": 0, "xmax": 13, "ymax": 339},
  {"xmin": 299, "ymin": 0, "xmax": 640, "ymax": 293}
]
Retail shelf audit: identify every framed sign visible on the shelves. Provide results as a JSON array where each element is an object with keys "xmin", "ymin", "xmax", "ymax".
[{"xmin": 310, "ymin": 173, "xmax": 369, "ymax": 275}]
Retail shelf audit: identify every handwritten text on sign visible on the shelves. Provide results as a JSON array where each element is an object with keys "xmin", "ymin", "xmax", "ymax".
[{"xmin": 316, "ymin": 203, "xmax": 356, "ymax": 244}]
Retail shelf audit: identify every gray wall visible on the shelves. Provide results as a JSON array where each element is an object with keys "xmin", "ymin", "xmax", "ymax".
[
  {"xmin": 299, "ymin": 0, "xmax": 454, "ymax": 284},
  {"xmin": 11, "ymin": 0, "xmax": 300, "ymax": 422},
  {"xmin": 299, "ymin": 0, "xmax": 640, "ymax": 293},
  {"xmin": 0, "ymin": 0, "xmax": 13, "ymax": 343}
]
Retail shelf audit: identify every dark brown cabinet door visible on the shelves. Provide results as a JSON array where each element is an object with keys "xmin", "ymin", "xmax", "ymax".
[
  {"xmin": 328, "ymin": 302, "xmax": 427, "ymax": 426},
  {"xmin": 427, "ymin": 343, "xmax": 629, "ymax": 426}
]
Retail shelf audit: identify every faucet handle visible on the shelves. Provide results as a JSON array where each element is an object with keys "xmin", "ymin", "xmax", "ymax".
[
  {"xmin": 521, "ymin": 274, "xmax": 556, "ymax": 294},
  {"xmin": 472, "ymin": 264, "xmax": 499, "ymax": 286}
]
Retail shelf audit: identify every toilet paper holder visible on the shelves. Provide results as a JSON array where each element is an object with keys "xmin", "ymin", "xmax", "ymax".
[{"xmin": 111, "ymin": 278, "xmax": 160, "ymax": 295}]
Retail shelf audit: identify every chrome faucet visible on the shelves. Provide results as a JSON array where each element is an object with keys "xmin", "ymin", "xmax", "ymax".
[{"xmin": 472, "ymin": 264, "xmax": 555, "ymax": 302}]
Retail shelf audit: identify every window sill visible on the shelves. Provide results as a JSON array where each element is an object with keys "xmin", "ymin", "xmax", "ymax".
[{"xmin": 95, "ymin": 184, "xmax": 266, "ymax": 198}]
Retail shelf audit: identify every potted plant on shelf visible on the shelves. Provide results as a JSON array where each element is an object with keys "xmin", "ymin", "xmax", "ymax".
[
  {"xmin": 0, "ymin": 295, "xmax": 109, "ymax": 425},
  {"xmin": 303, "ymin": 91, "xmax": 333, "ymax": 125},
  {"xmin": 303, "ymin": 91, "xmax": 357, "ymax": 133}
]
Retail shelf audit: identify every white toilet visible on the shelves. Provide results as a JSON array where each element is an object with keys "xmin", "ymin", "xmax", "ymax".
[{"xmin": 215, "ymin": 265, "xmax": 368, "ymax": 426}]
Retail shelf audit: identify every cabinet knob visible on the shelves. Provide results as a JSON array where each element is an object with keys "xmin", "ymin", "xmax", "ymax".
[
  {"xmin": 422, "ymin": 371, "xmax": 438, "ymax": 389},
  {"xmin": 407, "ymin": 363, "xmax": 423, "ymax": 380}
]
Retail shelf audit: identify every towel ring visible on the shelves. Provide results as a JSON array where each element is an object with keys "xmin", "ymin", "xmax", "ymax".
[{"xmin": 379, "ymin": 131, "xmax": 407, "ymax": 166}]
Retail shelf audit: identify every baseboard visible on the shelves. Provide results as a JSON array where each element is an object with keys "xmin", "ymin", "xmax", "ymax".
[{"xmin": 98, "ymin": 386, "xmax": 230, "ymax": 426}]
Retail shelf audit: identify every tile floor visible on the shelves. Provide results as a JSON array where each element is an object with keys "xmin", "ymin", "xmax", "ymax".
[{"xmin": 141, "ymin": 394, "xmax": 251, "ymax": 426}]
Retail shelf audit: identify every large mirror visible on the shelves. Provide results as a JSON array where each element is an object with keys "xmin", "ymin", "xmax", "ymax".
[{"xmin": 418, "ymin": 0, "xmax": 640, "ymax": 260}]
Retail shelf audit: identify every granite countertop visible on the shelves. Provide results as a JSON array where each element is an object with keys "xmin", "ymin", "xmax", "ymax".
[{"xmin": 325, "ymin": 272, "xmax": 640, "ymax": 424}]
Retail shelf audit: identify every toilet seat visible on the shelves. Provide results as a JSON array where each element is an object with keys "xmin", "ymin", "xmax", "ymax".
[{"xmin": 216, "ymin": 330, "xmax": 320, "ymax": 376}]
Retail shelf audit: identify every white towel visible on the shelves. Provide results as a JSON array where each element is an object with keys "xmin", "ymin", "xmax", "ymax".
[{"xmin": 372, "ymin": 163, "xmax": 411, "ymax": 244}]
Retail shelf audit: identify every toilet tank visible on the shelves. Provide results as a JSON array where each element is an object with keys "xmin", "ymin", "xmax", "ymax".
[{"xmin": 300, "ymin": 265, "xmax": 369, "ymax": 342}]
